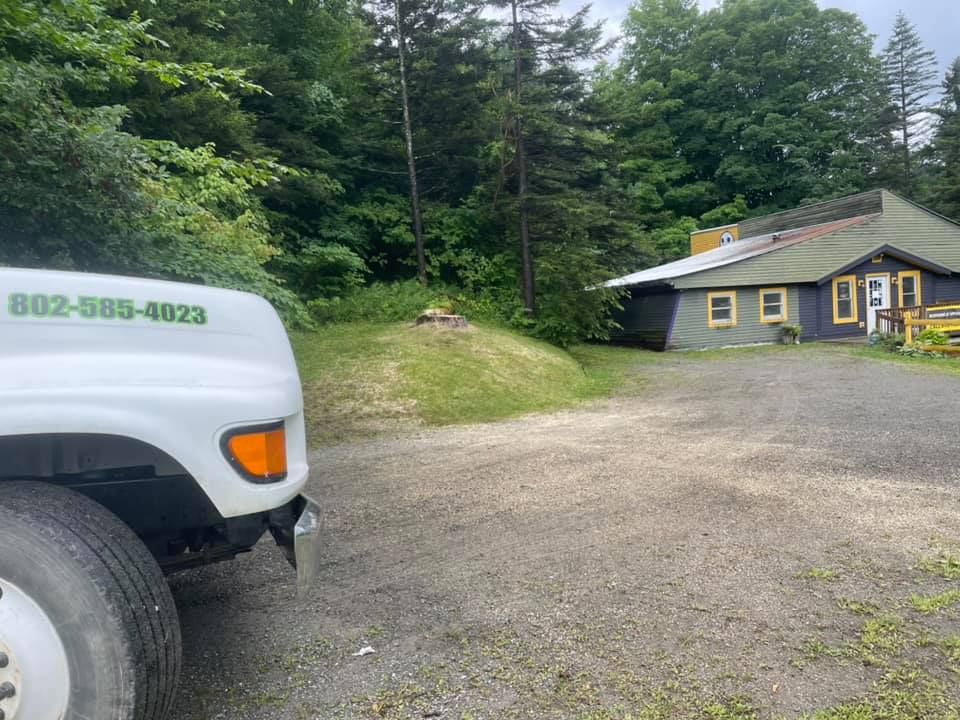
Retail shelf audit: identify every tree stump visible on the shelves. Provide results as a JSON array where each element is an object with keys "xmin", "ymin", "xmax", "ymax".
[{"xmin": 415, "ymin": 311, "xmax": 468, "ymax": 329}]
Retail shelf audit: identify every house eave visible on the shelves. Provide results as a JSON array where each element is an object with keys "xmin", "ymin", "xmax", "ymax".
[{"xmin": 815, "ymin": 244, "xmax": 955, "ymax": 285}]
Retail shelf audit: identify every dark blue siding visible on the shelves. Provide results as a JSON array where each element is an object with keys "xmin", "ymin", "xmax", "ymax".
[
  {"xmin": 934, "ymin": 277, "xmax": 960, "ymax": 303},
  {"xmin": 817, "ymin": 280, "xmax": 863, "ymax": 339},
  {"xmin": 818, "ymin": 255, "xmax": 941, "ymax": 338},
  {"xmin": 797, "ymin": 285, "xmax": 819, "ymax": 340},
  {"xmin": 610, "ymin": 289, "xmax": 679, "ymax": 350}
]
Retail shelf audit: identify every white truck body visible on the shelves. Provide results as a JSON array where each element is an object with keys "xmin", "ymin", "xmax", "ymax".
[
  {"xmin": 0, "ymin": 267, "xmax": 309, "ymax": 517},
  {"xmin": 0, "ymin": 267, "xmax": 321, "ymax": 720}
]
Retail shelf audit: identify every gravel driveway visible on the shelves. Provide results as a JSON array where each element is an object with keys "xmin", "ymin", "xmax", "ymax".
[{"xmin": 170, "ymin": 346, "xmax": 960, "ymax": 719}]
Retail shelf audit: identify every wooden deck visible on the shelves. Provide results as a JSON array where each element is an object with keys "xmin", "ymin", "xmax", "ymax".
[{"xmin": 876, "ymin": 302, "xmax": 960, "ymax": 335}]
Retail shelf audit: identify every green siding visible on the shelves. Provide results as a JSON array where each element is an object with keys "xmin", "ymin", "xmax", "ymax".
[
  {"xmin": 670, "ymin": 286, "xmax": 800, "ymax": 350},
  {"xmin": 672, "ymin": 192, "xmax": 960, "ymax": 289}
]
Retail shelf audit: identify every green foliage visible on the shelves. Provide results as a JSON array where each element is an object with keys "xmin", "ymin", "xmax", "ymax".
[
  {"xmin": 0, "ymin": 0, "xmax": 305, "ymax": 323},
  {"xmin": 0, "ymin": 0, "xmax": 952, "ymax": 343},
  {"xmin": 880, "ymin": 12, "xmax": 938, "ymax": 195},
  {"xmin": 909, "ymin": 590, "xmax": 960, "ymax": 614},
  {"xmin": 308, "ymin": 280, "xmax": 451, "ymax": 325},
  {"xmin": 526, "ymin": 242, "xmax": 630, "ymax": 347},
  {"xmin": 919, "ymin": 552, "xmax": 960, "ymax": 580},
  {"xmin": 701, "ymin": 196, "xmax": 748, "ymax": 228},
  {"xmin": 782, "ymin": 324, "xmax": 803, "ymax": 340},
  {"xmin": 877, "ymin": 332, "xmax": 906, "ymax": 352},
  {"xmin": 928, "ymin": 58, "xmax": 960, "ymax": 219},
  {"xmin": 613, "ymin": 0, "xmax": 886, "ymax": 230},
  {"xmin": 0, "ymin": 0, "xmax": 260, "ymax": 94},
  {"xmin": 800, "ymin": 567, "xmax": 837, "ymax": 581},
  {"xmin": 916, "ymin": 328, "xmax": 949, "ymax": 345}
]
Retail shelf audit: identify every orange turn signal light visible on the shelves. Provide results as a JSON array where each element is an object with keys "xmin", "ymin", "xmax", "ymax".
[{"xmin": 224, "ymin": 424, "xmax": 287, "ymax": 483}]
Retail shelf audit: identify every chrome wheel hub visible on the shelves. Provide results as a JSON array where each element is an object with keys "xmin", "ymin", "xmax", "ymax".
[{"xmin": 0, "ymin": 579, "xmax": 70, "ymax": 720}]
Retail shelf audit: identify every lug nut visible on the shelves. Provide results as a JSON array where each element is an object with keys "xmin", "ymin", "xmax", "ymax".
[
  {"xmin": 0, "ymin": 682, "xmax": 14, "ymax": 700},
  {"xmin": 0, "ymin": 653, "xmax": 7, "ymax": 668}
]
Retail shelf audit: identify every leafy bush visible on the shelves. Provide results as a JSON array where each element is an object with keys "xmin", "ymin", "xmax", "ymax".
[
  {"xmin": 916, "ymin": 328, "xmax": 949, "ymax": 345},
  {"xmin": 898, "ymin": 345, "xmax": 944, "ymax": 358},
  {"xmin": 782, "ymin": 324, "xmax": 803, "ymax": 340},
  {"xmin": 308, "ymin": 280, "xmax": 453, "ymax": 324},
  {"xmin": 877, "ymin": 332, "xmax": 906, "ymax": 352},
  {"xmin": 0, "ymin": 2, "xmax": 307, "ymax": 324},
  {"xmin": 523, "ymin": 241, "xmax": 629, "ymax": 347},
  {"xmin": 451, "ymin": 289, "xmax": 521, "ymax": 326}
]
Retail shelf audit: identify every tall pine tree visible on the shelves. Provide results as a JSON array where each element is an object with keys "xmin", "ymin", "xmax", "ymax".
[
  {"xmin": 881, "ymin": 11, "xmax": 938, "ymax": 195},
  {"xmin": 929, "ymin": 58, "xmax": 960, "ymax": 218},
  {"xmin": 484, "ymin": 0, "xmax": 641, "ymax": 340}
]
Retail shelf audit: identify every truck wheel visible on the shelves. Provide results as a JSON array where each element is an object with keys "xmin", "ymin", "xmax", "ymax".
[{"xmin": 0, "ymin": 481, "xmax": 181, "ymax": 720}]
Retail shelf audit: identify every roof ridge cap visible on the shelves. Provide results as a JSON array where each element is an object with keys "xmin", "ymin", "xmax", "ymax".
[{"xmin": 740, "ymin": 190, "xmax": 883, "ymax": 227}]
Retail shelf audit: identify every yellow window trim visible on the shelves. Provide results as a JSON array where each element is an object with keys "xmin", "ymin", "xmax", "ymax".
[
  {"xmin": 707, "ymin": 291, "xmax": 737, "ymax": 328},
  {"xmin": 897, "ymin": 270, "xmax": 922, "ymax": 307},
  {"xmin": 759, "ymin": 287, "xmax": 788, "ymax": 324},
  {"xmin": 832, "ymin": 274, "xmax": 859, "ymax": 324}
]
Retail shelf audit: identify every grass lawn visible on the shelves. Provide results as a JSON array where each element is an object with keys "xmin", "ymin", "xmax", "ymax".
[
  {"xmin": 291, "ymin": 322, "xmax": 645, "ymax": 446},
  {"xmin": 848, "ymin": 345, "xmax": 960, "ymax": 377}
]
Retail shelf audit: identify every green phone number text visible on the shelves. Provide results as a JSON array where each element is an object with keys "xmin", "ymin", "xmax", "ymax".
[{"xmin": 7, "ymin": 293, "xmax": 208, "ymax": 325}]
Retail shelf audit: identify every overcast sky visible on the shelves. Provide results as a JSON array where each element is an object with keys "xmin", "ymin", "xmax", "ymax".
[{"xmin": 565, "ymin": 0, "xmax": 958, "ymax": 82}]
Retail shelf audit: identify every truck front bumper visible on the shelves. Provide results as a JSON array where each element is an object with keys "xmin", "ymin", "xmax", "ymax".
[
  {"xmin": 292, "ymin": 494, "xmax": 322, "ymax": 595},
  {"xmin": 266, "ymin": 493, "xmax": 322, "ymax": 595}
]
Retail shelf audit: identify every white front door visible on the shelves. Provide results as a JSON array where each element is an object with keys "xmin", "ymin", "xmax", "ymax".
[{"xmin": 866, "ymin": 274, "xmax": 890, "ymax": 335}]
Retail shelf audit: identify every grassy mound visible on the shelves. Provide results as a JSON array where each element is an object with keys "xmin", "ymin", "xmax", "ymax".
[{"xmin": 291, "ymin": 322, "xmax": 641, "ymax": 446}]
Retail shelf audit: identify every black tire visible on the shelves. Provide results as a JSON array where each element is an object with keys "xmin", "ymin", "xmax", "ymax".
[{"xmin": 0, "ymin": 481, "xmax": 181, "ymax": 720}]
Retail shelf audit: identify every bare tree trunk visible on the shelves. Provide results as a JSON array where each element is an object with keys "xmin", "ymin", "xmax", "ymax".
[
  {"xmin": 394, "ymin": 0, "xmax": 427, "ymax": 285},
  {"xmin": 511, "ymin": 0, "xmax": 535, "ymax": 315}
]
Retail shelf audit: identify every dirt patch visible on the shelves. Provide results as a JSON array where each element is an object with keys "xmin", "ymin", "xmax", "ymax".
[{"xmin": 170, "ymin": 347, "xmax": 960, "ymax": 719}]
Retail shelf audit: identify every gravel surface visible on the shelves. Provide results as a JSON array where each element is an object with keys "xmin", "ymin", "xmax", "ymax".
[{"xmin": 169, "ymin": 347, "xmax": 960, "ymax": 719}]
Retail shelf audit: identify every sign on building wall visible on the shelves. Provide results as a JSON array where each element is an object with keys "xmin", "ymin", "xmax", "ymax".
[{"xmin": 928, "ymin": 305, "xmax": 960, "ymax": 320}]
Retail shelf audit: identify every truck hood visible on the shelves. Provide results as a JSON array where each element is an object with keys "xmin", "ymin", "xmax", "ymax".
[
  {"xmin": 0, "ymin": 268, "xmax": 309, "ymax": 518},
  {"xmin": 0, "ymin": 268, "xmax": 299, "ymax": 392}
]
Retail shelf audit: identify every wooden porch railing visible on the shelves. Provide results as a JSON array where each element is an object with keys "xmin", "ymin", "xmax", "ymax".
[{"xmin": 876, "ymin": 301, "xmax": 960, "ymax": 337}]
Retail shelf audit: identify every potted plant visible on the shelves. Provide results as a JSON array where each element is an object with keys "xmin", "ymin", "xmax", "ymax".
[{"xmin": 781, "ymin": 324, "xmax": 803, "ymax": 345}]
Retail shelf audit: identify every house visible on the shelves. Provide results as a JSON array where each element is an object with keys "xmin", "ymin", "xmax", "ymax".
[{"xmin": 606, "ymin": 190, "xmax": 960, "ymax": 350}]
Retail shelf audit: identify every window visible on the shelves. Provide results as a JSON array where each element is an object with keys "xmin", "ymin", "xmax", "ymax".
[
  {"xmin": 832, "ymin": 275, "xmax": 858, "ymax": 324},
  {"xmin": 759, "ymin": 287, "xmax": 787, "ymax": 323},
  {"xmin": 898, "ymin": 270, "xmax": 921, "ymax": 308},
  {"xmin": 708, "ymin": 291, "xmax": 737, "ymax": 328}
]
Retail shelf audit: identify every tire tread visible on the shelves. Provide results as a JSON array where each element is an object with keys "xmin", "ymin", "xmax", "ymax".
[{"xmin": 0, "ymin": 482, "xmax": 181, "ymax": 720}]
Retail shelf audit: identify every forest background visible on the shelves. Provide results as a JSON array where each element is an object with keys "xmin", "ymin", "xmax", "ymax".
[{"xmin": 2, "ymin": 0, "xmax": 958, "ymax": 345}]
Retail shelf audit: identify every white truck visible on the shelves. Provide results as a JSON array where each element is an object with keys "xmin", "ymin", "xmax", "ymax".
[{"xmin": 0, "ymin": 267, "xmax": 321, "ymax": 720}]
